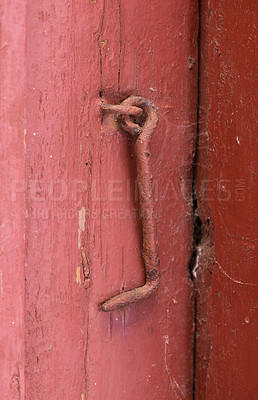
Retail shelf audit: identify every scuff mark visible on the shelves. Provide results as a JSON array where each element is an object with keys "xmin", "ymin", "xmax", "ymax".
[
  {"xmin": 0, "ymin": 270, "xmax": 3, "ymax": 298},
  {"xmin": 121, "ymin": 246, "xmax": 126, "ymax": 333},
  {"xmin": 81, "ymin": 249, "xmax": 91, "ymax": 289},
  {"xmin": 216, "ymin": 261, "xmax": 258, "ymax": 286},
  {"xmin": 10, "ymin": 364, "xmax": 21, "ymax": 399},
  {"xmin": 135, "ymin": 49, "xmax": 138, "ymax": 91},
  {"xmin": 78, "ymin": 207, "xmax": 91, "ymax": 288},
  {"xmin": 121, "ymin": 246, "xmax": 125, "ymax": 291},
  {"xmin": 100, "ymin": 39, "xmax": 108, "ymax": 47},
  {"xmin": 23, "ymin": 128, "xmax": 26, "ymax": 151},
  {"xmin": 83, "ymin": 306, "xmax": 90, "ymax": 399},
  {"xmin": 97, "ymin": 0, "xmax": 106, "ymax": 90},
  {"xmin": 0, "ymin": 42, "xmax": 8, "ymax": 51},
  {"xmin": 78, "ymin": 206, "xmax": 86, "ymax": 248},
  {"xmin": 188, "ymin": 56, "xmax": 196, "ymax": 70},
  {"xmin": 104, "ymin": 240, "xmax": 108, "ymax": 279},
  {"xmin": 163, "ymin": 335, "xmax": 185, "ymax": 399},
  {"xmin": 108, "ymin": 313, "xmax": 112, "ymax": 337},
  {"xmin": 76, "ymin": 266, "xmax": 82, "ymax": 285}
]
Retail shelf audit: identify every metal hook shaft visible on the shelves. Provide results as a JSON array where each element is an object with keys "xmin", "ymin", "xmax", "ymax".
[{"xmin": 100, "ymin": 96, "xmax": 160, "ymax": 311}]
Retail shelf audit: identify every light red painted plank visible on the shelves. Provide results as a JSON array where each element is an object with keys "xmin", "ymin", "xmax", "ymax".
[
  {"xmin": 86, "ymin": 1, "xmax": 198, "ymax": 399},
  {"xmin": 196, "ymin": 0, "xmax": 258, "ymax": 398},
  {"xmin": 25, "ymin": 1, "xmax": 95, "ymax": 398},
  {"xmin": 25, "ymin": 1, "xmax": 198, "ymax": 399},
  {"xmin": 0, "ymin": 1, "xmax": 26, "ymax": 398}
]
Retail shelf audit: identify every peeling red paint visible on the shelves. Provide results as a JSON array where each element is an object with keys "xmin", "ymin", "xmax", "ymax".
[{"xmin": 2, "ymin": 0, "xmax": 198, "ymax": 398}]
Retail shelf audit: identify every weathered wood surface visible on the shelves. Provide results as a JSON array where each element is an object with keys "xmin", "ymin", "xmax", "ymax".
[
  {"xmin": 2, "ymin": 1, "xmax": 198, "ymax": 398},
  {"xmin": 196, "ymin": 1, "xmax": 258, "ymax": 398},
  {"xmin": 0, "ymin": 1, "xmax": 26, "ymax": 399}
]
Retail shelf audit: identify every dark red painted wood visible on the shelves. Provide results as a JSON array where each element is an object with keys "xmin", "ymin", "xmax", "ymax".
[
  {"xmin": 0, "ymin": 1, "xmax": 26, "ymax": 398},
  {"xmin": 196, "ymin": 1, "xmax": 258, "ymax": 398}
]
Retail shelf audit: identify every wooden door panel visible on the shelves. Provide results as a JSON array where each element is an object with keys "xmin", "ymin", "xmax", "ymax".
[
  {"xmin": 0, "ymin": 1, "xmax": 26, "ymax": 398},
  {"xmin": 2, "ymin": 1, "xmax": 198, "ymax": 399},
  {"xmin": 196, "ymin": 1, "xmax": 258, "ymax": 398},
  {"xmin": 83, "ymin": 1, "xmax": 198, "ymax": 398}
]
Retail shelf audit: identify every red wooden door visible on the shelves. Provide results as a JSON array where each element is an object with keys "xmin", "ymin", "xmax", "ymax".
[
  {"xmin": 1, "ymin": 1, "xmax": 198, "ymax": 399},
  {"xmin": 2, "ymin": 1, "xmax": 256, "ymax": 400}
]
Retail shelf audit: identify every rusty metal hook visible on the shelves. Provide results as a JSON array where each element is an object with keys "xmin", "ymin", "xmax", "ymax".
[{"xmin": 100, "ymin": 96, "xmax": 160, "ymax": 311}]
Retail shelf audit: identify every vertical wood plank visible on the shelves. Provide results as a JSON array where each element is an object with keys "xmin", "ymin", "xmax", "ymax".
[
  {"xmin": 0, "ymin": 1, "xmax": 26, "ymax": 398},
  {"xmin": 25, "ymin": 1, "xmax": 198, "ymax": 399},
  {"xmin": 25, "ymin": 1, "xmax": 100, "ymax": 398},
  {"xmin": 85, "ymin": 1, "xmax": 198, "ymax": 399},
  {"xmin": 196, "ymin": 0, "xmax": 258, "ymax": 398}
]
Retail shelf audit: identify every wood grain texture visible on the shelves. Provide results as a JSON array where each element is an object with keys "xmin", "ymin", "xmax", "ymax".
[
  {"xmin": 0, "ymin": 1, "xmax": 26, "ymax": 398},
  {"xmin": 25, "ymin": 1, "xmax": 91, "ymax": 398},
  {"xmin": 24, "ymin": 1, "xmax": 198, "ymax": 399},
  {"xmin": 196, "ymin": 0, "xmax": 258, "ymax": 398}
]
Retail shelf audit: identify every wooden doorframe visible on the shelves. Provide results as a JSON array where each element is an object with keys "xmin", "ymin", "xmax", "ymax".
[{"xmin": 194, "ymin": 1, "xmax": 257, "ymax": 398}]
